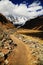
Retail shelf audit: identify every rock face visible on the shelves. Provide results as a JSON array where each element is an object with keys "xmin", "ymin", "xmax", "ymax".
[{"xmin": 22, "ymin": 16, "xmax": 43, "ymax": 30}]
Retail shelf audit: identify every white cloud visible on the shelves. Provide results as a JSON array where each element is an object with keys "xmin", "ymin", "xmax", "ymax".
[
  {"xmin": 0, "ymin": 0, "xmax": 43, "ymax": 19},
  {"xmin": 28, "ymin": 6, "xmax": 42, "ymax": 11},
  {"xmin": 29, "ymin": 1, "xmax": 40, "ymax": 7},
  {"xmin": 1, "ymin": 0, "xmax": 9, "ymax": 1}
]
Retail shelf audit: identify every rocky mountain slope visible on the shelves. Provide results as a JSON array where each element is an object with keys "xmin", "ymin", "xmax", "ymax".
[
  {"xmin": 22, "ymin": 16, "xmax": 43, "ymax": 30},
  {"xmin": 0, "ymin": 13, "xmax": 10, "ymax": 24},
  {"xmin": 0, "ymin": 13, "xmax": 15, "ymax": 28},
  {"xmin": 7, "ymin": 14, "xmax": 43, "ymax": 30},
  {"xmin": 0, "ymin": 13, "xmax": 43, "ymax": 65}
]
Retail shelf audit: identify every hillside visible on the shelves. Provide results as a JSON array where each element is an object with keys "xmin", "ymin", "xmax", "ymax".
[
  {"xmin": 0, "ymin": 13, "xmax": 15, "ymax": 29},
  {"xmin": 22, "ymin": 16, "xmax": 43, "ymax": 30},
  {"xmin": 0, "ymin": 13, "xmax": 43, "ymax": 65}
]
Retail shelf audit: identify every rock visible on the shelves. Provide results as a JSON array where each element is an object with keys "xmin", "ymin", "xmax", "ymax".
[
  {"xmin": 0, "ymin": 63, "xmax": 4, "ymax": 65},
  {"xmin": 2, "ymin": 38, "xmax": 6, "ymax": 43},
  {"xmin": 4, "ymin": 59, "xmax": 9, "ymax": 64},
  {"xmin": 14, "ymin": 44, "xmax": 17, "ymax": 46},
  {"xmin": 0, "ymin": 34, "xmax": 3, "ymax": 40},
  {"xmin": 0, "ymin": 52, "xmax": 4, "ymax": 62},
  {"xmin": 0, "ymin": 52, "xmax": 4, "ymax": 57},
  {"xmin": 0, "ymin": 41, "xmax": 3, "ymax": 47},
  {"xmin": 19, "ymin": 37, "xmax": 22, "ymax": 40},
  {"xmin": 37, "ymin": 59, "xmax": 43, "ymax": 65},
  {"xmin": 8, "ymin": 39, "xmax": 13, "ymax": 45},
  {"xmin": 4, "ymin": 42, "xmax": 10, "ymax": 49}
]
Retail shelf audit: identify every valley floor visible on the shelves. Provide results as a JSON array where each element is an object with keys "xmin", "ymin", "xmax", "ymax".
[{"xmin": 0, "ymin": 22, "xmax": 43, "ymax": 65}]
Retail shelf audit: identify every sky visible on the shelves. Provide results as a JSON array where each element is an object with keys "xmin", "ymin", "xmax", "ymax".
[
  {"xmin": 10, "ymin": 0, "xmax": 43, "ymax": 6},
  {"xmin": 0, "ymin": 0, "xmax": 43, "ymax": 19}
]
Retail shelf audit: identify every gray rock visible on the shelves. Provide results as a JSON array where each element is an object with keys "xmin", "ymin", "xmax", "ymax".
[{"xmin": 0, "ymin": 52, "xmax": 4, "ymax": 57}]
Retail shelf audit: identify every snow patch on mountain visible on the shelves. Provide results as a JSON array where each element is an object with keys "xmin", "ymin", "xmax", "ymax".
[{"xmin": 6, "ymin": 15, "xmax": 28, "ymax": 26}]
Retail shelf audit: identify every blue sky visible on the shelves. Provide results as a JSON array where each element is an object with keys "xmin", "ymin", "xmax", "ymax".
[
  {"xmin": 0, "ymin": 0, "xmax": 43, "ymax": 18},
  {"xmin": 10, "ymin": 0, "xmax": 43, "ymax": 6},
  {"xmin": 0, "ymin": 0, "xmax": 43, "ymax": 25}
]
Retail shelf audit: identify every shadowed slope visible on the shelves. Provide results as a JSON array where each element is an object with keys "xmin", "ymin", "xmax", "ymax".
[
  {"xmin": 0, "ymin": 13, "xmax": 15, "ymax": 29},
  {"xmin": 22, "ymin": 16, "xmax": 43, "ymax": 30},
  {"xmin": 0, "ymin": 13, "xmax": 8, "ymax": 23}
]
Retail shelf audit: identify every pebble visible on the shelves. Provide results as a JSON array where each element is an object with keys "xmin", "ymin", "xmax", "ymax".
[
  {"xmin": 0, "ymin": 41, "xmax": 3, "ymax": 47},
  {"xmin": 0, "ymin": 34, "xmax": 4, "ymax": 40},
  {"xmin": 5, "ymin": 59, "xmax": 9, "ymax": 64},
  {"xmin": 0, "ymin": 52, "xmax": 4, "ymax": 57}
]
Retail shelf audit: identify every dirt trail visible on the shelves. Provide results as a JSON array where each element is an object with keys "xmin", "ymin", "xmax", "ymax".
[
  {"xmin": 17, "ymin": 29, "xmax": 41, "ymax": 34},
  {"xmin": 0, "ymin": 17, "xmax": 43, "ymax": 65},
  {"xmin": 7, "ymin": 35, "xmax": 36, "ymax": 65}
]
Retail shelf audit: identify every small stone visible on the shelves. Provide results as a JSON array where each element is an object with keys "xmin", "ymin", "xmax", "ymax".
[
  {"xmin": 19, "ymin": 37, "xmax": 22, "ymax": 40},
  {"xmin": 0, "ymin": 41, "xmax": 3, "ymax": 47},
  {"xmin": 8, "ymin": 40, "xmax": 13, "ymax": 44},
  {"xmin": 14, "ymin": 44, "xmax": 17, "ymax": 46},
  {"xmin": 2, "ymin": 38, "xmax": 6, "ymax": 43},
  {"xmin": 0, "ymin": 52, "xmax": 4, "ymax": 57},
  {"xmin": 5, "ymin": 59, "xmax": 9, "ymax": 64},
  {"xmin": 0, "ymin": 34, "xmax": 3, "ymax": 40}
]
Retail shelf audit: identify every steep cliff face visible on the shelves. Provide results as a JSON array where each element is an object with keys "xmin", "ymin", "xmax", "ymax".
[{"xmin": 22, "ymin": 16, "xmax": 43, "ymax": 30}]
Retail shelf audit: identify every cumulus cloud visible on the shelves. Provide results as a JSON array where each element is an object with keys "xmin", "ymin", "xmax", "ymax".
[{"xmin": 0, "ymin": 0, "xmax": 43, "ymax": 19}]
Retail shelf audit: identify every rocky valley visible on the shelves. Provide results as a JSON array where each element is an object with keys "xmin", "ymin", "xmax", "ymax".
[{"xmin": 0, "ymin": 13, "xmax": 43, "ymax": 65}]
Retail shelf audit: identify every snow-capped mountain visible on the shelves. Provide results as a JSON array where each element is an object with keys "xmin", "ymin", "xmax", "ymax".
[
  {"xmin": 6, "ymin": 15, "xmax": 15, "ymax": 21},
  {"xmin": 6, "ymin": 15, "xmax": 28, "ymax": 26}
]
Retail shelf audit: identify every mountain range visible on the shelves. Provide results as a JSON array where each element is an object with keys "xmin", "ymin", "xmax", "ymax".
[
  {"xmin": 22, "ymin": 16, "xmax": 43, "ymax": 30},
  {"xmin": 6, "ymin": 14, "xmax": 28, "ymax": 27},
  {"xmin": 0, "ymin": 13, "xmax": 43, "ymax": 30}
]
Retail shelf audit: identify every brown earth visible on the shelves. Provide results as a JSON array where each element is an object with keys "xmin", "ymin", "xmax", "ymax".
[
  {"xmin": 0, "ymin": 13, "xmax": 43, "ymax": 65},
  {"xmin": 0, "ymin": 22, "xmax": 43, "ymax": 65}
]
